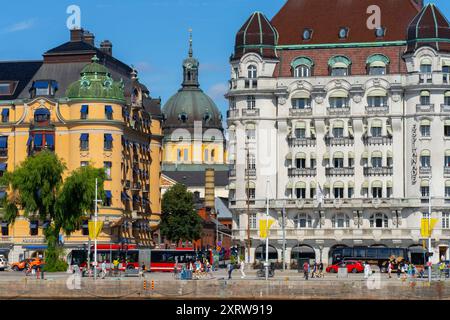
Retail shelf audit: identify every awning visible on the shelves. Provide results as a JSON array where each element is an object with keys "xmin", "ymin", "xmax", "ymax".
[
  {"xmin": 445, "ymin": 120, "xmax": 450, "ymax": 126},
  {"xmin": 367, "ymin": 54, "xmax": 390, "ymax": 66},
  {"xmin": 367, "ymin": 89, "xmax": 387, "ymax": 97},
  {"xmin": 105, "ymin": 105, "xmax": 113, "ymax": 114},
  {"xmin": 286, "ymin": 152, "xmax": 292, "ymax": 160},
  {"xmin": 372, "ymin": 180, "xmax": 383, "ymax": 188},
  {"xmin": 291, "ymin": 57, "xmax": 314, "ymax": 69},
  {"xmin": 420, "ymin": 150, "xmax": 431, "ymax": 156},
  {"xmin": 362, "ymin": 181, "xmax": 369, "ymax": 189},
  {"xmin": 1, "ymin": 109, "xmax": 9, "ymax": 117},
  {"xmin": 362, "ymin": 151, "xmax": 369, "ymax": 159},
  {"xmin": 420, "ymin": 119, "xmax": 431, "ymax": 126},
  {"xmin": 387, "ymin": 181, "xmax": 393, "ymax": 188},
  {"xmin": 296, "ymin": 152, "xmax": 306, "ymax": 159},
  {"xmin": 421, "ymin": 180, "xmax": 429, "ymax": 187},
  {"xmin": 372, "ymin": 151, "xmax": 382, "ymax": 158},
  {"xmin": 286, "ymin": 181, "xmax": 293, "ymax": 189},
  {"xmin": 330, "ymin": 90, "xmax": 349, "ymax": 98},
  {"xmin": 246, "ymin": 123, "xmax": 256, "ymax": 130},
  {"xmin": 446, "ymin": 181, "xmax": 450, "ymax": 187},
  {"xmin": 348, "ymin": 152, "xmax": 354, "ymax": 158},
  {"xmin": 371, "ymin": 119, "xmax": 382, "ymax": 127},
  {"xmin": 246, "ymin": 181, "xmax": 256, "ymax": 188},
  {"xmin": 445, "ymin": 91, "xmax": 450, "ymax": 97},
  {"xmin": 421, "ymin": 58, "xmax": 432, "ymax": 65},
  {"xmin": 333, "ymin": 151, "xmax": 344, "ymax": 158},
  {"xmin": 323, "ymin": 152, "xmax": 330, "ymax": 160},
  {"xmin": 333, "ymin": 120, "xmax": 344, "ymax": 128},
  {"xmin": 369, "ymin": 61, "xmax": 387, "ymax": 68},
  {"xmin": 292, "ymin": 90, "xmax": 311, "ymax": 99},
  {"xmin": 104, "ymin": 134, "xmax": 113, "ymax": 142},
  {"xmin": 348, "ymin": 126, "xmax": 354, "ymax": 136},
  {"xmin": 0, "ymin": 136, "xmax": 7, "ymax": 148},
  {"xmin": 420, "ymin": 90, "xmax": 430, "ymax": 97},
  {"xmin": 446, "ymin": 150, "xmax": 450, "ymax": 157},
  {"xmin": 295, "ymin": 122, "xmax": 306, "ymax": 129},
  {"xmin": 443, "ymin": 60, "xmax": 450, "ymax": 67},
  {"xmin": 328, "ymin": 56, "xmax": 351, "ymax": 67},
  {"xmin": 323, "ymin": 182, "xmax": 330, "ymax": 189},
  {"xmin": 310, "ymin": 152, "xmax": 316, "ymax": 159},
  {"xmin": 80, "ymin": 133, "xmax": 89, "ymax": 141},
  {"xmin": 310, "ymin": 181, "xmax": 317, "ymax": 188},
  {"xmin": 387, "ymin": 150, "xmax": 393, "ymax": 158},
  {"xmin": 81, "ymin": 105, "xmax": 88, "ymax": 113},
  {"xmin": 295, "ymin": 181, "xmax": 306, "ymax": 189},
  {"xmin": 334, "ymin": 181, "xmax": 344, "ymax": 188},
  {"xmin": 348, "ymin": 181, "xmax": 355, "ymax": 188},
  {"xmin": 228, "ymin": 182, "xmax": 236, "ymax": 190}
]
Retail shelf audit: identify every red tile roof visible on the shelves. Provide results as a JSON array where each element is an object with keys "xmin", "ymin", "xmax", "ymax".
[{"xmin": 271, "ymin": 0, "xmax": 422, "ymax": 46}]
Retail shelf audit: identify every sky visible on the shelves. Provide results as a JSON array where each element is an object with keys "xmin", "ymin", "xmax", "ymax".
[{"xmin": 0, "ymin": 0, "xmax": 448, "ymax": 116}]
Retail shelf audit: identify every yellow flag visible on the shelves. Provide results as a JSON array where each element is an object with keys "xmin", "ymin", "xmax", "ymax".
[
  {"xmin": 259, "ymin": 219, "xmax": 275, "ymax": 238},
  {"xmin": 88, "ymin": 221, "xmax": 104, "ymax": 240},
  {"xmin": 420, "ymin": 218, "xmax": 438, "ymax": 238}
]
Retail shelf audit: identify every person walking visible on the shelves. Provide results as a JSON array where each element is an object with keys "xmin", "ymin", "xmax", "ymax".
[
  {"xmin": 396, "ymin": 262, "xmax": 402, "ymax": 279},
  {"xmin": 364, "ymin": 262, "xmax": 371, "ymax": 279},
  {"xmin": 303, "ymin": 261, "xmax": 309, "ymax": 280},
  {"xmin": 311, "ymin": 261, "xmax": 317, "ymax": 278},
  {"xmin": 227, "ymin": 262, "xmax": 233, "ymax": 280},
  {"xmin": 387, "ymin": 261, "xmax": 393, "ymax": 279},
  {"xmin": 240, "ymin": 259, "xmax": 246, "ymax": 279},
  {"xmin": 101, "ymin": 260, "xmax": 107, "ymax": 279},
  {"xmin": 439, "ymin": 261, "xmax": 446, "ymax": 280}
]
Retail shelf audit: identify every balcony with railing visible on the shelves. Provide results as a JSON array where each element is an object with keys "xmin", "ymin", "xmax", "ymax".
[
  {"xmin": 419, "ymin": 73, "xmax": 433, "ymax": 84},
  {"xmin": 289, "ymin": 108, "xmax": 312, "ymax": 116},
  {"xmin": 441, "ymin": 104, "xmax": 450, "ymax": 113},
  {"xmin": 244, "ymin": 78, "xmax": 258, "ymax": 89},
  {"xmin": 363, "ymin": 136, "xmax": 393, "ymax": 145},
  {"xmin": 327, "ymin": 107, "xmax": 350, "ymax": 116},
  {"xmin": 288, "ymin": 137, "xmax": 316, "ymax": 147},
  {"xmin": 227, "ymin": 109, "xmax": 240, "ymax": 118},
  {"xmin": 325, "ymin": 137, "xmax": 354, "ymax": 146},
  {"xmin": 419, "ymin": 166, "xmax": 431, "ymax": 175},
  {"xmin": 363, "ymin": 167, "xmax": 393, "ymax": 176},
  {"xmin": 416, "ymin": 104, "xmax": 435, "ymax": 113},
  {"xmin": 365, "ymin": 105, "xmax": 389, "ymax": 115},
  {"xmin": 288, "ymin": 168, "xmax": 317, "ymax": 177},
  {"xmin": 242, "ymin": 108, "xmax": 260, "ymax": 117},
  {"xmin": 325, "ymin": 167, "xmax": 354, "ymax": 176}
]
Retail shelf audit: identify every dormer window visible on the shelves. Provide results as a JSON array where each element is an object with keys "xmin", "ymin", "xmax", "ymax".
[
  {"xmin": 0, "ymin": 82, "xmax": 17, "ymax": 96},
  {"xmin": 34, "ymin": 108, "xmax": 50, "ymax": 123},
  {"xmin": 291, "ymin": 57, "xmax": 314, "ymax": 78},
  {"xmin": 420, "ymin": 58, "xmax": 432, "ymax": 73},
  {"xmin": 302, "ymin": 28, "xmax": 313, "ymax": 40},
  {"xmin": 31, "ymin": 80, "xmax": 58, "ymax": 98},
  {"xmin": 178, "ymin": 113, "xmax": 188, "ymax": 123},
  {"xmin": 203, "ymin": 112, "xmax": 212, "ymax": 123},
  {"xmin": 338, "ymin": 27, "xmax": 349, "ymax": 39},
  {"xmin": 367, "ymin": 54, "xmax": 390, "ymax": 75},
  {"xmin": 329, "ymin": 56, "xmax": 351, "ymax": 76},
  {"xmin": 247, "ymin": 65, "xmax": 257, "ymax": 79},
  {"xmin": 375, "ymin": 27, "xmax": 386, "ymax": 38}
]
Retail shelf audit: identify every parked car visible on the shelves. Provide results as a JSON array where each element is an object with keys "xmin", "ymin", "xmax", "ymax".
[
  {"xmin": 326, "ymin": 260, "xmax": 364, "ymax": 273},
  {"xmin": 0, "ymin": 256, "xmax": 7, "ymax": 271},
  {"xmin": 11, "ymin": 258, "xmax": 42, "ymax": 271}
]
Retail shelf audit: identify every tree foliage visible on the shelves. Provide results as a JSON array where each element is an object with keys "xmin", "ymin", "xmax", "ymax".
[
  {"xmin": 1, "ymin": 151, "xmax": 105, "ymax": 271},
  {"xmin": 160, "ymin": 183, "xmax": 202, "ymax": 244}
]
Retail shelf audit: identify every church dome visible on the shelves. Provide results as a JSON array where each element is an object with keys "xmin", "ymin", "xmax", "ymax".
[
  {"xmin": 162, "ymin": 33, "xmax": 223, "ymax": 135},
  {"xmin": 233, "ymin": 11, "xmax": 278, "ymax": 61},
  {"xmin": 406, "ymin": 3, "xmax": 450, "ymax": 53}
]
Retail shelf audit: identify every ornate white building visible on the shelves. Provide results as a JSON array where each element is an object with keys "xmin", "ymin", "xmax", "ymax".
[{"xmin": 227, "ymin": 0, "xmax": 450, "ymax": 268}]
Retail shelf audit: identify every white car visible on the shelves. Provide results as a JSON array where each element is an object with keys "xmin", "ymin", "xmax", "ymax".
[{"xmin": 0, "ymin": 256, "xmax": 7, "ymax": 271}]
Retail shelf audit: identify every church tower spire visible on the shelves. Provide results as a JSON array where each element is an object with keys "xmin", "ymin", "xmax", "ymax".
[{"xmin": 182, "ymin": 28, "xmax": 200, "ymax": 88}]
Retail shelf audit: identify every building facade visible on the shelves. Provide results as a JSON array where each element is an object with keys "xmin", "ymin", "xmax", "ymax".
[
  {"xmin": 227, "ymin": 1, "xmax": 450, "ymax": 267},
  {"xmin": 0, "ymin": 28, "xmax": 163, "ymax": 262},
  {"xmin": 161, "ymin": 33, "xmax": 229, "ymax": 198}
]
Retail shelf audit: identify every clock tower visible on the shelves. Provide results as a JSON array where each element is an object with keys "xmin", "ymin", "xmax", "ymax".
[{"xmin": 182, "ymin": 30, "xmax": 200, "ymax": 88}]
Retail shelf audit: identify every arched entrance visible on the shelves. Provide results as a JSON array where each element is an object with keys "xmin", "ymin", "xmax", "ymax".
[
  {"xmin": 255, "ymin": 245, "xmax": 278, "ymax": 262},
  {"xmin": 291, "ymin": 245, "xmax": 316, "ymax": 269}
]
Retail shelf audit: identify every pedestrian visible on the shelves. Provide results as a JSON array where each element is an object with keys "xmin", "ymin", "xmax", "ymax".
[
  {"xmin": 101, "ymin": 260, "xmax": 107, "ymax": 279},
  {"xmin": 311, "ymin": 261, "xmax": 317, "ymax": 278},
  {"xmin": 387, "ymin": 261, "xmax": 392, "ymax": 279},
  {"xmin": 240, "ymin": 259, "xmax": 246, "ymax": 279},
  {"xmin": 227, "ymin": 262, "xmax": 233, "ymax": 280},
  {"xmin": 364, "ymin": 261, "xmax": 371, "ymax": 279},
  {"xmin": 318, "ymin": 261, "xmax": 324, "ymax": 278},
  {"xmin": 439, "ymin": 261, "xmax": 446, "ymax": 279},
  {"xmin": 396, "ymin": 262, "xmax": 402, "ymax": 279},
  {"xmin": 303, "ymin": 261, "xmax": 309, "ymax": 280}
]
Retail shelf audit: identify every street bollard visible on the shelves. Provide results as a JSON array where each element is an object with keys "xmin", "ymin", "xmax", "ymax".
[
  {"xmin": 151, "ymin": 280, "xmax": 154, "ymax": 290},
  {"xmin": 143, "ymin": 280, "xmax": 147, "ymax": 290}
]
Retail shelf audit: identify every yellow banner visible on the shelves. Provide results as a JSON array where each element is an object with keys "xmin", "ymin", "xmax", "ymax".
[
  {"xmin": 420, "ymin": 218, "xmax": 438, "ymax": 238},
  {"xmin": 88, "ymin": 221, "xmax": 104, "ymax": 240},
  {"xmin": 259, "ymin": 219, "xmax": 275, "ymax": 239}
]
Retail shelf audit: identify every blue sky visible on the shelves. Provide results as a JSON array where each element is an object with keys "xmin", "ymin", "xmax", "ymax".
[{"xmin": 0, "ymin": 0, "xmax": 448, "ymax": 115}]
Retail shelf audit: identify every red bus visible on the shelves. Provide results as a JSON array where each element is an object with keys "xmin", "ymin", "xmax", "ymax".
[{"xmin": 149, "ymin": 248, "xmax": 213, "ymax": 272}]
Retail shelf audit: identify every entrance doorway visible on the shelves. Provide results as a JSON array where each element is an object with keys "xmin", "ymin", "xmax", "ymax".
[{"xmin": 439, "ymin": 246, "xmax": 448, "ymax": 261}]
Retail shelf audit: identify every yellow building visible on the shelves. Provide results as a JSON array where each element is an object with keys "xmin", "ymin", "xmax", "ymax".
[
  {"xmin": 161, "ymin": 33, "xmax": 229, "ymax": 200},
  {"xmin": 0, "ymin": 28, "xmax": 163, "ymax": 262}
]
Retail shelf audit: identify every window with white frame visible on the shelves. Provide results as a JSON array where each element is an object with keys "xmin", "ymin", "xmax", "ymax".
[
  {"xmin": 292, "ymin": 98, "xmax": 311, "ymax": 109},
  {"xmin": 295, "ymin": 128, "xmax": 306, "ymax": 138},
  {"xmin": 332, "ymin": 127, "xmax": 344, "ymax": 138},
  {"xmin": 370, "ymin": 213, "xmax": 388, "ymax": 228},
  {"xmin": 421, "ymin": 154, "xmax": 431, "ymax": 167},
  {"xmin": 294, "ymin": 65, "xmax": 311, "ymax": 78},
  {"xmin": 368, "ymin": 96, "xmax": 387, "ymax": 107},
  {"xmin": 371, "ymin": 126, "xmax": 382, "ymax": 137},
  {"xmin": 442, "ymin": 213, "xmax": 450, "ymax": 229},
  {"xmin": 372, "ymin": 157, "xmax": 382, "ymax": 168},
  {"xmin": 249, "ymin": 213, "xmax": 257, "ymax": 229},
  {"xmin": 246, "ymin": 129, "xmax": 256, "ymax": 140},
  {"xmin": 248, "ymin": 65, "xmax": 257, "ymax": 79},
  {"xmin": 294, "ymin": 213, "xmax": 312, "ymax": 228},
  {"xmin": 246, "ymin": 96, "xmax": 256, "ymax": 109},
  {"xmin": 329, "ymin": 97, "xmax": 349, "ymax": 108},
  {"xmin": 420, "ymin": 124, "xmax": 431, "ymax": 137},
  {"xmin": 420, "ymin": 91, "xmax": 431, "ymax": 105},
  {"xmin": 332, "ymin": 213, "xmax": 350, "ymax": 228}
]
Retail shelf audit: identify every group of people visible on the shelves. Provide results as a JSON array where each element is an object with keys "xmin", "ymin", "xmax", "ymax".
[
  {"xmin": 176, "ymin": 258, "xmax": 215, "ymax": 279},
  {"xmin": 384, "ymin": 260, "xmax": 423, "ymax": 279},
  {"xmin": 302, "ymin": 261, "xmax": 324, "ymax": 280}
]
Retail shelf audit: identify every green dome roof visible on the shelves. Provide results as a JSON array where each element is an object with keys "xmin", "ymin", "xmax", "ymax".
[
  {"xmin": 66, "ymin": 56, "xmax": 125, "ymax": 102},
  {"xmin": 162, "ymin": 88, "xmax": 223, "ymax": 133}
]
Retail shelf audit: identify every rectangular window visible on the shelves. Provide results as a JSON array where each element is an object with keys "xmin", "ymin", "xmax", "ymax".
[
  {"xmin": 80, "ymin": 161, "xmax": 89, "ymax": 167},
  {"xmin": 104, "ymin": 134, "xmax": 113, "ymax": 150},
  {"xmin": 184, "ymin": 148, "xmax": 188, "ymax": 161},
  {"xmin": 372, "ymin": 187, "xmax": 383, "ymax": 198},
  {"xmin": 368, "ymin": 96, "xmax": 387, "ymax": 107},
  {"xmin": 420, "ymin": 95, "xmax": 430, "ymax": 105},
  {"xmin": 296, "ymin": 158, "xmax": 306, "ymax": 169},
  {"xmin": 104, "ymin": 162, "xmax": 112, "ymax": 180},
  {"xmin": 81, "ymin": 220, "xmax": 89, "ymax": 236},
  {"xmin": 387, "ymin": 187, "xmax": 392, "ymax": 198},
  {"xmin": 104, "ymin": 190, "xmax": 112, "ymax": 207},
  {"xmin": 369, "ymin": 67, "xmax": 386, "ymax": 76},
  {"xmin": 334, "ymin": 158, "xmax": 344, "ymax": 168},
  {"xmin": 1, "ymin": 221, "xmax": 8, "ymax": 235},
  {"xmin": 334, "ymin": 188, "xmax": 344, "ymax": 199},
  {"xmin": 249, "ymin": 213, "xmax": 257, "ymax": 229},
  {"xmin": 445, "ymin": 187, "xmax": 450, "ymax": 198},
  {"xmin": 443, "ymin": 213, "xmax": 450, "ymax": 229},
  {"xmin": 445, "ymin": 126, "xmax": 450, "ymax": 137},
  {"xmin": 310, "ymin": 159, "xmax": 316, "ymax": 169},
  {"xmin": 348, "ymin": 188, "xmax": 354, "ymax": 198},
  {"xmin": 331, "ymin": 67, "xmax": 348, "ymax": 77},
  {"xmin": 30, "ymin": 221, "xmax": 39, "ymax": 236},
  {"xmin": 80, "ymin": 134, "xmax": 89, "ymax": 150},
  {"xmin": 371, "ymin": 127, "xmax": 382, "ymax": 137},
  {"xmin": 246, "ymin": 96, "xmax": 256, "ymax": 109},
  {"xmin": 296, "ymin": 188, "xmax": 306, "ymax": 199},
  {"xmin": 310, "ymin": 188, "xmax": 316, "ymax": 199},
  {"xmin": 420, "ymin": 125, "xmax": 431, "ymax": 137},
  {"xmin": 332, "ymin": 128, "xmax": 344, "ymax": 138},
  {"xmin": 421, "ymin": 156, "xmax": 431, "ymax": 167},
  {"xmin": 80, "ymin": 105, "xmax": 88, "ymax": 119},
  {"xmin": 0, "ymin": 83, "xmax": 12, "ymax": 95},
  {"xmin": 246, "ymin": 129, "xmax": 256, "ymax": 140},
  {"xmin": 292, "ymin": 98, "xmax": 310, "ymax": 109},
  {"xmin": 421, "ymin": 186, "xmax": 430, "ymax": 198},
  {"xmin": 348, "ymin": 158, "xmax": 354, "ymax": 168},
  {"xmin": 420, "ymin": 65, "xmax": 432, "ymax": 73},
  {"xmin": 329, "ymin": 97, "xmax": 348, "ymax": 108},
  {"xmin": 247, "ymin": 188, "xmax": 255, "ymax": 200},
  {"xmin": 372, "ymin": 157, "xmax": 382, "ymax": 168},
  {"xmin": 295, "ymin": 128, "xmax": 306, "ymax": 138},
  {"xmin": 445, "ymin": 156, "xmax": 450, "ymax": 167},
  {"xmin": 1, "ymin": 109, "xmax": 9, "ymax": 123},
  {"xmin": 105, "ymin": 105, "xmax": 113, "ymax": 120}
]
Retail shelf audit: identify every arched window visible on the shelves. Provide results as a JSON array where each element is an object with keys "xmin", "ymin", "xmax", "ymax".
[
  {"xmin": 370, "ymin": 213, "xmax": 388, "ymax": 228},
  {"xmin": 420, "ymin": 90, "xmax": 431, "ymax": 105},
  {"xmin": 293, "ymin": 213, "xmax": 312, "ymax": 228},
  {"xmin": 332, "ymin": 213, "xmax": 350, "ymax": 228},
  {"xmin": 295, "ymin": 182, "xmax": 306, "ymax": 199},
  {"xmin": 294, "ymin": 65, "xmax": 311, "ymax": 78},
  {"xmin": 211, "ymin": 149, "xmax": 215, "ymax": 162},
  {"xmin": 367, "ymin": 89, "xmax": 388, "ymax": 108},
  {"xmin": 291, "ymin": 57, "xmax": 313, "ymax": 78},
  {"xmin": 34, "ymin": 108, "xmax": 50, "ymax": 122},
  {"xmin": 367, "ymin": 54, "xmax": 390, "ymax": 75},
  {"xmin": 247, "ymin": 65, "xmax": 257, "ymax": 79},
  {"xmin": 328, "ymin": 56, "xmax": 351, "ymax": 76},
  {"xmin": 420, "ymin": 58, "xmax": 432, "ymax": 73}
]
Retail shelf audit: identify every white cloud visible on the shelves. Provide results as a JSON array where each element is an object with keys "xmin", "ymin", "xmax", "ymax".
[
  {"xmin": 207, "ymin": 83, "xmax": 228, "ymax": 101},
  {"xmin": 2, "ymin": 19, "xmax": 35, "ymax": 33}
]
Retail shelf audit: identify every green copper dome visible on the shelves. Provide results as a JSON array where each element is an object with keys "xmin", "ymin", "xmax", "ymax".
[{"xmin": 66, "ymin": 56, "xmax": 125, "ymax": 102}]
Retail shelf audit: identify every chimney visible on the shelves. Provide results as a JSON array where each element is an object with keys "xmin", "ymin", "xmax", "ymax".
[
  {"xmin": 83, "ymin": 31, "xmax": 95, "ymax": 46},
  {"xmin": 204, "ymin": 168, "xmax": 215, "ymax": 215},
  {"xmin": 70, "ymin": 28, "xmax": 84, "ymax": 42},
  {"xmin": 100, "ymin": 40, "xmax": 113, "ymax": 56}
]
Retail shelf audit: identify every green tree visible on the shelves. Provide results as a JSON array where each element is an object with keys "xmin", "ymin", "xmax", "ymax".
[
  {"xmin": 160, "ymin": 183, "xmax": 202, "ymax": 244},
  {"xmin": 1, "ymin": 151, "xmax": 105, "ymax": 271}
]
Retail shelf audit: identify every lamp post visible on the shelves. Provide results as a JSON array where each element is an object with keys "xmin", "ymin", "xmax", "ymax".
[
  {"xmin": 246, "ymin": 138, "xmax": 251, "ymax": 264},
  {"xmin": 428, "ymin": 177, "xmax": 432, "ymax": 284}
]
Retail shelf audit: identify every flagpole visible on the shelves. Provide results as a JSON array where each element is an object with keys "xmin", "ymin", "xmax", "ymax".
[
  {"xmin": 428, "ymin": 176, "xmax": 432, "ymax": 284},
  {"xmin": 265, "ymin": 179, "xmax": 269, "ymax": 281},
  {"xmin": 94, "ymin": 178, "xmax": 98, "ymax": 280}
]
